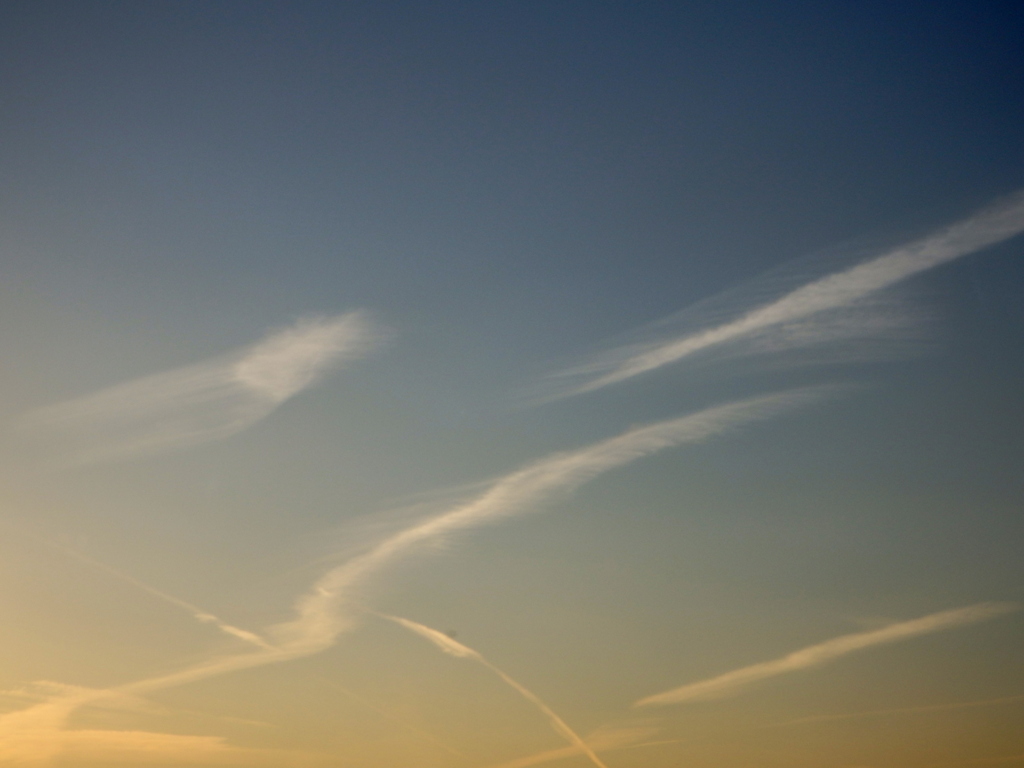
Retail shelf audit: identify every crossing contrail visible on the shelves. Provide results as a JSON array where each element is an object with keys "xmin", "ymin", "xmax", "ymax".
[{"xmin": 379, "ymin": 613, "xmax": 610, "ymax": 768}]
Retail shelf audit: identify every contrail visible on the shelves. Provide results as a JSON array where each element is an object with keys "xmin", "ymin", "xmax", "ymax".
[
  {"xmin": 547, "ymin": 190, "xmax": 1024, "ymax": 398},
  {"xmin": 21, "ymin": 312, "xmax": 379, "ymax": 464},
  {"xmin": 635, "ymin": 602, "xmax": 1020, "ymax": 707},
  {"xmin": 20, "ymin": 544, "xmax": 463, "ymax": 760},
  {"xmin": 378, "ymin": 613, "xmax": 609, "ymax": 768},
  {"xmin": 45, "ymin": 389, "xmax": 826, "ymax": 713},
  {"xmin": 41, "ymin": 539, "xmax": 275, "ymax": 651}
]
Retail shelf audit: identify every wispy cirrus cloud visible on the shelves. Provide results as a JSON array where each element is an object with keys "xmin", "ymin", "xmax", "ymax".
[
  {"xmin": 540, "ymin": 190, "xmax": 1024, "ymax": 400},
  {"xmin": 635, "ymin": 602, "xmax": 1020, "ymax": 708},
  {"xmin": 21, "ymin": 312, "xmax": 380, "ymax": 464},
  {"xmin": 380, "ymin": 612, "xmax": 610, "ymax": 768},
  {"xmin": 30, "ymin": 388, "xmax": 825, "ymax": 726}
]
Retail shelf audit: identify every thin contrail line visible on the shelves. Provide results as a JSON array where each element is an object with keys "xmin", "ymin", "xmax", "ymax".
[
  {"xmin": 378, "ymin": 613, "xmax": 609, "ymax": 768},
  {"xmin": 40, "ymin": 538, "xmax": 275, "ymax": 651},
  {"xmin": 35, "ymin": 540, "xmax": 462, "ymax": 758},
  {"xmin": 635, "ymin": 602, "xmax": 1020, "ymax": 707}
]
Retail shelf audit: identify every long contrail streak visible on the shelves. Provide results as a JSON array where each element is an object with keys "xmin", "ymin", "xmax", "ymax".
[
  {"xmin": 379, "ymin": 613, "xmax": 609, "ymax": 768},
  {"xmin": 552, "ymin": 190, "xmax": 1024, "ymax": 398},
  {"xmin": 635, "ymin": 602, "xmax": 1020, "ymax": 707}
]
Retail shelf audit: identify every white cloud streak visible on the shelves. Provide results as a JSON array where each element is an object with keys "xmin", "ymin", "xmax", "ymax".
[
  {"xmin": 548, "ymin": 190, "xmax": 1024, "ymax": 398},
  {"xmin": 21, "ymin": 312, "xmax": 379, "ymax": 464},
  {"xmin": 263, "ymin": 387, "xmax": 825, "ymax": 665},
  {"xmin": 635, "ymin": 602, "xmax": 1020, "ymax": 708},
  {"xmin": 380, "ymin": 613, "xmax": 610, "ymax": 768}
]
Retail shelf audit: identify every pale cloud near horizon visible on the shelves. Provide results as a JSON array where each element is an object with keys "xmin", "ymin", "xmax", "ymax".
[
  {"xmin": 20, "ymin": 312, "xmax": 379, "ymax": 464},
  {"xmin": 0, "ymin": 683, "xmax": 328, "ymax": 767},
  {"xmin": 635, "ymin": 602, "xmax": 1020, "ymax": 708},
  {"xmin": 540, "ymin": 190, "xmax": 1024, "ymax": 400},
  {"xmin": 381, "ymin": 612, "xmax": 610, "ymax": 768}
]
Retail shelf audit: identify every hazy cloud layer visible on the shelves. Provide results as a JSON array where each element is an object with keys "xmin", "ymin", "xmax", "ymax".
[
  {"xmin": 541, "ymin": 190, "xmax": 1024, "ymax": 400},
  {"xmin": 635, "ymin": 602, "xmax": 1020, "ymax": 707},
  {"xmin": 21, "ymin": 312, "xmax": 379, "ymax": 464}
]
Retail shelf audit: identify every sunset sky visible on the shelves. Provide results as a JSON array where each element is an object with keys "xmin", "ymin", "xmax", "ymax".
[{"xmin": 1, "ymin": 2, "xmax": 1023, "ymax": 766}]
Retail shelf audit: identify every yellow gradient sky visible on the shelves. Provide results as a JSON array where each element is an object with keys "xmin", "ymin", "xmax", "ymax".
[{"xmin": 1, "ymin": 2, "xmax": 1023, "ymax": 766}]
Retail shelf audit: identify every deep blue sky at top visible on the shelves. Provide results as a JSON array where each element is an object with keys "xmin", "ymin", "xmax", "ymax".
[
  {"xmin": 0, "ymin": 6, "xmax": 1023, "ymax": 710},
  {"xmin": 1, "ymin": 0, "xmax": 1021, "ymax": 398}
]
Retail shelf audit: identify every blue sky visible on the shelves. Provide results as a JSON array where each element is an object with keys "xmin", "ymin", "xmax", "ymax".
[{"xmin": 1, "ymin": 2, "xmax": 1023, "ymax": 766}]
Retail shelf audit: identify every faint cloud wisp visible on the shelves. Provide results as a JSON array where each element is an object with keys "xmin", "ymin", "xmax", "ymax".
[{"xmin": 20, "ymin": 312, "xmax": 380, "ymax": 465}]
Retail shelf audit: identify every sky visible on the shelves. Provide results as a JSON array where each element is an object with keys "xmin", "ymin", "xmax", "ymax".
[{"xmin": 1, "ymin": 1, "xmax": 1023, "ymax": 766}]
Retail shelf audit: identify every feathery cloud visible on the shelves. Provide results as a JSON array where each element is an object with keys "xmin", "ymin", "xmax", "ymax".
[
  {"xmin": 543, "ymin": 190, "xmax": 1024, "ymax": 399},
  {"xmin": 635, "ymin": 602, "xmax": 1020, "ymax": 707},
  {"xmin": 21, "ymin": 312, "xmax": 379, "ymax": 464}
]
